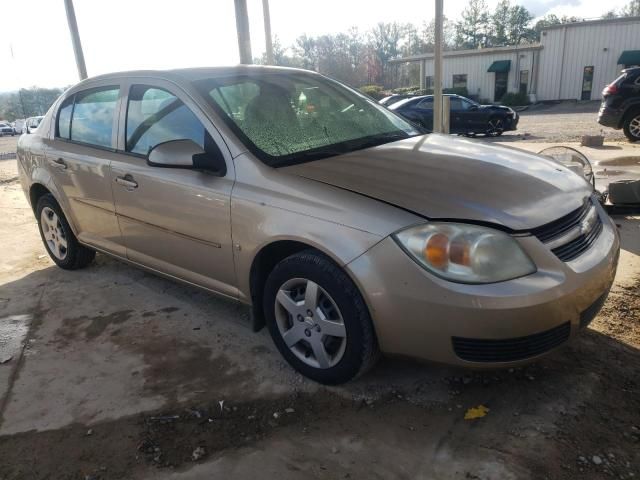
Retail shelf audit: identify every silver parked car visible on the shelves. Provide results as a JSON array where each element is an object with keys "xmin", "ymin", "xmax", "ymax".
[
  {"xmin": 0, "ymin": 122, "xmax": 15, "ymax": 136},
  {"xmin": 17, "ymin": 66, "xmax": 619, "ymax": 384}
]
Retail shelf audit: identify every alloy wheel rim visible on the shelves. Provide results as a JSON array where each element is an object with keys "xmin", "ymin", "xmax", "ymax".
[
  {"xmin": 40, "ymin": 207, "xmax": 68, "ymax": 260},
  {"xmin": 630, "ymin": 115, "xmax": 640, "ymax": 139},
  {"xmin": 487, "ymin": 119, "xmax": 504, "ymax": 136},
  {"xmin": 274, "ymin": 278, "xmax": 347, "ymax": 369}
]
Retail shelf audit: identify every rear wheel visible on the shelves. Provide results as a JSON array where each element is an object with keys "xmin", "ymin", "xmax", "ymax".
[
  {"xmin": 263, "ymin": 250, "xmax": 379, "ymax": 384},
  {"xmin": 623, "ymin": 110, "xmax": 640, "ymax": 142},
  {"xmin": 36, "ymin": 194, "xmax": 95, "ymax": 270},
  {"xmin": 486, "ymin": 117, "xmax": 504, "ymax": 137}
]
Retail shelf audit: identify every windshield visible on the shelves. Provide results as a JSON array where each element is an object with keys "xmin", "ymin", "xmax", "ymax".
[{"xmin": 194, "ymin": 72, "xmax": 421, "ymax": 166}]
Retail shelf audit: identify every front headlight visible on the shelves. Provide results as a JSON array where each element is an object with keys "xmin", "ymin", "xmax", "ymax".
[{"xmin": 393, "ymin": 223, "xmax": 536, "ymax": 284}]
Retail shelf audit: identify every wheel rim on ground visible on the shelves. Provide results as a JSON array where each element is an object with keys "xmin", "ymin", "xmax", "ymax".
[
  {"xmin": 274, "ymin": 278, "xmax": 347, "ymax": 369},
  {"xmin": 40, "ymin": 206, "xmax": 68, "ymax": 260},
  {"xmin": 487, "ymin": 118, "xmax": 504, "ymax": 136},
  {"xmin": 630, "ymin": 115, "xmax": 640, "ymax": 139}
]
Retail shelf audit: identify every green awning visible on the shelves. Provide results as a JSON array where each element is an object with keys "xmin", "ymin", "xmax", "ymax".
[
  {"xmin": 487, "ymin": 60, "xmax": 511, "ymax": 73},
  {"xmin": 618, "ymin": 50, "xmax": 640, "ymax": 66}
]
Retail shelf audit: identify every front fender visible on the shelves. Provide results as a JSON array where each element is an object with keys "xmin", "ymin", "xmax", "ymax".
[{"xmin": 232, "ymin": 196, "xmax": 384, "ymax": 303}]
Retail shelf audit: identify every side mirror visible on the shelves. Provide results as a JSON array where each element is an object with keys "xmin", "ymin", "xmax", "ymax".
[
  {"xmin": 147, "ymin": 139, "xmax": 226, "ymax": 176},
  {"xmin": 469, "ymin": 104, "xmax": 479, "ymax": 111}
]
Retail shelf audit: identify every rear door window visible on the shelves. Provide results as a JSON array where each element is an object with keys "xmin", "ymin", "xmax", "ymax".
[
  {"xmin": 71, "ymin": 87, "xmax": 120, "ymax": 148},
  {"xmin": 57, "ymin": 97, "xmax": 74, "ymax": 139},
  {"xmin": 125, "ymin": 85, "xmax": 206, "ymax": 156}
]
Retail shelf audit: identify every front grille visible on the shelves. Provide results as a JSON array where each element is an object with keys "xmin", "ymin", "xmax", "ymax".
[
  {"xmin": 551, "ymin": 220, "xmax": 603, "ymax": 262},
  {"xmin": 531, "ymin": 198, "xmax": 602, "ymax": 262},
  {"xmin": 452, "ymin": 322, "xmax": 571, "ymax": 363},
  {"xmin": 531, "ymin": 199, "xmax": 591, "ymax": 242}
]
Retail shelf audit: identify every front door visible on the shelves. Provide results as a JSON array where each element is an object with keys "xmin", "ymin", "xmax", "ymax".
[
  {"xmin": 581, "ymin": 66, "xmax": 594, "ymax": 101},
  {"xmin": 494, "ymin": 72, "xmax": 508, "ymax": 102},
  {"xmin": 110, "ymin": 81, "xmax": 237, "ymax": 298}
]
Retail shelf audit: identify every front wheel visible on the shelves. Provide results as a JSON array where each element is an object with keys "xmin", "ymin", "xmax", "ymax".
[
  {"xmin": 623, "ymin": 111, "xmax": 640, "ymax": 142},
  {"xmin": 36, "ymin": 194, "xmax": 95, "ymax": 270},
  {"xmin": 486, "ymin": 117, "xmax": 505, "ymax": 137},
  {"xmin": 263, "ymin": 250, "xmax": 379, "ymax": 384}
]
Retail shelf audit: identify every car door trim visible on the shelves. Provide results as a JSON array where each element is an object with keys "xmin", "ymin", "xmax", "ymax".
[{"xmin": 115, "ymin": 212, "xmax": 222, "ymax": 248}]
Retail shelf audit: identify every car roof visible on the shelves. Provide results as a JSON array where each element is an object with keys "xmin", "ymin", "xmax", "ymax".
[
  {"xmin": 388, "ymin": 96, "xmax": 426, "ymax": 109},
  {"xmin": 75, "ymin": 65, "xmax": 320, "ymax": 87}
]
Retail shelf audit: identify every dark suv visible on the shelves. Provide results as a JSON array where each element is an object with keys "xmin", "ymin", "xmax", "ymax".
[{"xmin": 598, "ymin": 67, "xmax": 640, "ymax": 142}]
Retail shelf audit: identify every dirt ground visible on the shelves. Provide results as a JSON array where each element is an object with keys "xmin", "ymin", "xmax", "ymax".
[
  {"xmin": 0, "ymin": 132, "xmax": 639, "ymax": 480},
  {"xmin": 491, "ymin": 101, "xmax": 629, "ymax": 144}
]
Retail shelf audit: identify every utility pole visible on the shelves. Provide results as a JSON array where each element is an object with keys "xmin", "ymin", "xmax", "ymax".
[
  {"xmin": 234, "ymin": 0, "xmax": 253, "ymax": 64},
  {"xmin": 64, "ymin": 0, "xmax": 88, "ymax": 80},
  {"xmin": 262, "ymin": 0, "xmax": 274, "ymax": 64},
  {"xmin": 433, "ymin": 0, "xmax": 443, "ymax": 133}
]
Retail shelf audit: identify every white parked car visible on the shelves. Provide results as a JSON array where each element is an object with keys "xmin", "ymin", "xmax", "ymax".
[
  {"xmin": 13, "ymin": 119, "xmax": 26, "ymax": 134},
  {"xmin": 25, "ymin": 116, "xmax": 44, "ymax": 134}
]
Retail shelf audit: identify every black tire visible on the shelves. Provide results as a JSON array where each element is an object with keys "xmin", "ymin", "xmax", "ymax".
[
  {"xmin": 263, "ymin": 250, "xmax": 379, "ymax": 384},
  {"xmin": 623, "ymin": 110, "xmax": 640, "ymax": 142},
  {"xmin": 36, "ymin": 194, "xmax": 95, "ymax": 270},
  {"xmin": 486, "ymin": 117, "xmax": 505, "ymax": 137}
]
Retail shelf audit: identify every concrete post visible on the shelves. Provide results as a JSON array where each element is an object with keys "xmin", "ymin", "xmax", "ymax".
[
  {"xmin": 262, "ymin": 0, "xmax": 274, "ymax": 64},
  {"xmin": 433, "ymin": 0, "xmax": 444, "ymax": 133},
  {"xmin": 234, "ymin": 0, "xmax": 253, "ymax": 64},
  {"xmin": 64, "ymin": 0, "xmax": 87, "ymax": 80},
  {"xmin": 442, "ymin": 95, "xmax": 450, "ymax": 134}
]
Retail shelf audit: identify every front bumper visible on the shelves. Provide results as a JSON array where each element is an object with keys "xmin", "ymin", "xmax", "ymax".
[
  {"xmin": 505, "ymin": 113, "xmax": 519, "ymax": 131},
  {"xmin": 346, "ymin": 207, "xmax": 619, "ymax": 367}
]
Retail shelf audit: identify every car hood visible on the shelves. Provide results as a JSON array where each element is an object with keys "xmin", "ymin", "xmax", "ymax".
[{"xmin": 281, "ymin": 134, "xmax": 592, "ymax": 231}]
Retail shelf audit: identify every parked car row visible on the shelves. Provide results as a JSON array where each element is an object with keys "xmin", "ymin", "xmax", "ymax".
[{"xmin": 0, "ymin": 116, "xmax": 44, "ymax": 136}]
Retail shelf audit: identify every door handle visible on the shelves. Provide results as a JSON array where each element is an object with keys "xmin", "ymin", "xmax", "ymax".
[
  {"xmin": 115, "ymin": 175, "xmax": 138, "ymax": 189},
  {"xmin": 50, "ymin": 158, "xmax": 67, "ymax": 170}
]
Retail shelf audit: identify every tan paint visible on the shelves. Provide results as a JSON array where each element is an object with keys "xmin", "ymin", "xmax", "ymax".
[{"xmin": 16, "ymin": 66, "xmax": 620, "ymax": 368}]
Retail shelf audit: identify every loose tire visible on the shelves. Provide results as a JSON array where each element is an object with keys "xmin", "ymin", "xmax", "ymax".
[
  {"xmin": 36, "ymin": 194, "xmax": 95, "ymax": 270},
  {"xmin": 263, "ymin": 250, "xmax": 379, "ymax": 384},
  {"xmin": 623, "ymin": 110, "xmax": 640, "ymax": 142}
]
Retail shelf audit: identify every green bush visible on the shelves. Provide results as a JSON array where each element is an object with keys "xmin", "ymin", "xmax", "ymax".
[
  {"xmin": 391, "ymin": 86, "xmax": 422, "ymax": 95},
  {"xmin": 359, "ymin": 85, "xmax": 386, "ymax": 100},
  {"xmin": 499, "ymin": 91, "xmax": 530, "ymax": 106}
]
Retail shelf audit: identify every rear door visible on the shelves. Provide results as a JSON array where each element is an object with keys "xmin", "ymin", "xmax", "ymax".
[
  {"xmin": 411, "ymin": 97, "xmax": 434, "ymax": 130},
  {"xmin": 110, "ymin": 79, "xmax": 237, "ymax": 297},
  {"xmin": 45, "ymin": 84, "xmax": 125, "ymax": 256}
]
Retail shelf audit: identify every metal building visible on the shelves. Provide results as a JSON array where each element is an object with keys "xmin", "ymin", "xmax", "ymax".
[{"xmin": 392, "ymin": 16, "xmax": 640, "ymax": 103}]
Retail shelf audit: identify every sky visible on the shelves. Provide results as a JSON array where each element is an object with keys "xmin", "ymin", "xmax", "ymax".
[{"xmin": 0, "ymin": 0, "xmax": 630, "ymax": 91}]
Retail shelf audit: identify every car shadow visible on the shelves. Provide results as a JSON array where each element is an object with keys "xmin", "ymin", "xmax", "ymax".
[
  {"xmin": 477, "ymin": 133, "xmax": 545, "ymax": 142},
  {"xmin": 612, "ymin": 214, "xmax": 640, "ymax": 257}
]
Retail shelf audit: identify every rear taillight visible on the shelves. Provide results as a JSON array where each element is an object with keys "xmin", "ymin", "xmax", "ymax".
[{"xmin": 602, "ymin": 83, "xmax": 618, "ymax": 96}]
